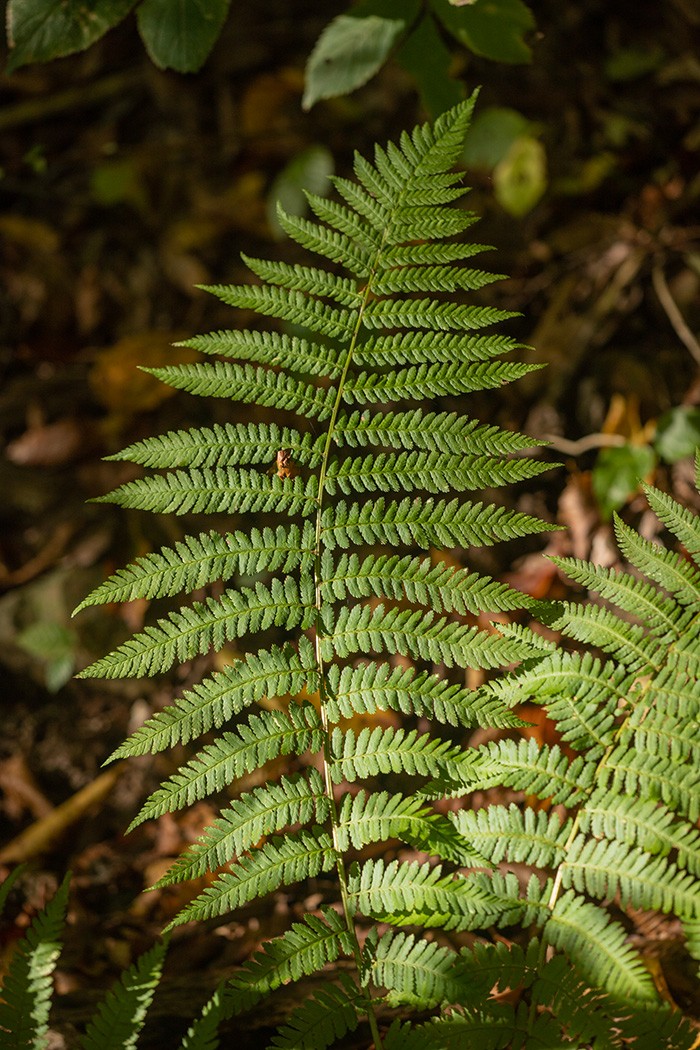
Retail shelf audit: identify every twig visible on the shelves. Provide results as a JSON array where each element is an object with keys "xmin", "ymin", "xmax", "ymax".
[
  {"xmin": 652, "ymin": 263, "xmax": 700, "ymax": 366},
  {"xmin": 543, "ymin": 432, "xmax": 626, "ymax": 455}
]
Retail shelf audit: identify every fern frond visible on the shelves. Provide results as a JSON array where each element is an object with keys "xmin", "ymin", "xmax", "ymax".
[
  {"xmin": 156, "ymin": 769, "xmax": 329, "ymax": 886},
  {"xmin": 276, "ymin": 206, "xmax": 373, "ymax": 276},
  {"xmin": 176, "ymin": 329, "xmax": 343, "ymax": 377},
  {"xmin": 601, "ymin": 745, "xmax": 700, "ymax": 821},
  {"xmin": 579, "ymin": 789, "xmax": 700, "ymax": 873},
  {"xmin": 333, "ymin": 407, "xmax": 536, "ymax": 457},
  {"xmin": 94, "ymin": 466, "xmax": 319, "ymax": 517},
  {"xmin": 269, "ymin": 974, "xmax": 362, "ymax": 1050},
  {"xmin": 372, "ymin": 931, "xmax": 474, "ymax": 1009},
  {"xmin": 320, "ymin": 496, "xmax": 554, "ymax": 551},
  {"xmin": 227, "ymin": 909, "xmax": 353, "ymax": 1014},
  {"xmin": 550, "ymin": 555, "xmax": 685, "ymax": 640},
  {"xmin": 369, "ymin": 263, "xmax": 506, "ymax": 296},
  {"xmin": 549, "ymin": 601, "xmax": 661, "ymax": 673},
  {"xmin": 75, "ymin": 524, "xmax": 314, "ymax": 612},
  {"xmin": 329, "ymin": 725, "xmax": 478, "ymax": 786},
  {"xmin": 0, "ymin": 874, "xmax": 69, "ymax": 1050},
  {"xmin": 81, "ymin": 579, "xmax": 314, "ymax": 679},
  {"xmin": 241, "ymin": 254, "xmax": 363, "ymax": 308},
  {"xmin": 78, "ymin": 940, "xmax": 167, "ymax": 1050},
  {"xmin": 107, "ymin": 422, "xmax": 322, "ymax": 471},
  {"xmin": 450, "ymin": 804, "xmax": 570, "ymax": 867},
  {"xmin": 130, "ymin": 702, "xmax": 323, "ymax": 828},
  {"xmin": 146, "ymin": 360, "xmax": 335, "ymax": 418},
  {"xmin": 167, "ymin": 828, "xmax": 337, "ymax": 928},
  {"xmin": 109, "ymin": 639, "xmax": 316, "ymax": 758},
  {"xmin": 615, "ymin": 514, "xmax": 700, "ymax": 608},
  {"xmin": 322, "ymin": 603, "xmax": 537, "ymax": 668},
  {"xmin": 322, "ymin": 448, "xmax": 549, "ymax": 498},
  {"xmin": 321, "ymin": 551, "xmax": 529, "ymax": 615},
  {"xmin": 544, "ymin": 891, "xmax": 658, "ymax": 1001},
  {"xmin": 200, "ymin": 282, "xmax": 357, "ymax": 340},
  {"xmin": 644, "ymin": 482, "xmax": 700, "ymax": 560},
  {"xmin": 336, "ymin": 790, "xmax": 486, "ymax": 867},
  {"xmin": 344, "ymin": 360, "xmax": 541, "ymax": 404},
  {"xmin": 351, "ymin": 331, "xmax": 522, "ymax": 368},
  {"xmin": 325, "ymin": 661, "xmax": 524, "ymax": 729},
  {"xmin": 348, "ymin": 859, "xmax": 508, "ymax": 931},
  {"xmin": 475, "ymin": 738, "xmax": 593, "ymax": 806},
  {"xmin": 560, "ymin": 836, "xmax": 700, "ymax": 917}
]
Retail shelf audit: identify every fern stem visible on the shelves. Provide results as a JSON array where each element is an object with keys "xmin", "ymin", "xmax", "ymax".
[{"xmin": 311, "ymin": 240, "xmax": 389, "ymax": 1050}]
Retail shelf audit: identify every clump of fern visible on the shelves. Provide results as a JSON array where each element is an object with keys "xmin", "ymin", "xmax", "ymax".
[
  {"xmin": 0, "ymin": 867, "xmax": 171, "ymax": 1050},
  {"xmin": 71, "ymin": 93, "xmax": 700, "ymax": 1049}
]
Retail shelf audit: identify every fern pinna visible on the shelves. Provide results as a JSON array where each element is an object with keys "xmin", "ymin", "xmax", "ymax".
[
  {"xmin": 454, "ymin": 473, "xmax": 700, "ymax": 1049},
  {"xmin": 72, "ymin": 94, "xmax": 696, "ymax": 1048}
]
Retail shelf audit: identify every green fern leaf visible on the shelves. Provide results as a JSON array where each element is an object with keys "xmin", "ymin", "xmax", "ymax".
[
  {"xmin": 176, "ymin": 329, "xmax": 343, "ymax": 377},
  {"xmin": 146, "ymin": 360, "xmax": 335, "ymax": 419},
  {"xmin": 156, "ymin": 769, "xmax": 329, "ymax": 885},
  {"xmin": 544, "ymin": 891, "xmax": 658, "ymax": 1001},
  {"xmin": 227, "ymin": 909, "xmax": 353, "ymax": 1014},
  {"xmin": 336, "ymin": 790, "xmax": 486, "ymax": 867},
  {"xmin": 269, "ymin": 974, "xmax": 362, "ymax": 1050},
  {"xmin": 475, "ymin": 738, "xmax": 594, "ymax": 806},
  {"xmin": 130, "ymin": 702, "xmax": 323, "ymax": 828},
  {"xmin": 78, "ymin": 940, "xmax": 167, "ymax": 1050},
  {"xmin": 110, "ymin": 640, "xmax": 317, "ymax": 758},
  {"xmin": 320, "ymin": 496, "xmax": 554, "ymax": 551},
  {"xmin": 560, "ymin": 836, "xmax": 700, "ymax": 917},
  {"xmin": 81, "ymin": 579, "xmax": 314, "ymax": 679},
  {"xmin": 167, "ymin": 829, "xmax": 337, "ymax": 928},
  {"xmin": 95, "ymin": 466, "xmax": 319, "ymax": 517},
  {"xmin": 325, "ymin": 660, "xmax": 523, "ymax": 729},
  {"xmin": 75, "ymin": 524, "xmax": 314, "ymax": 612},
  {"xmin": 0, "ymin": 874, "xmax": 69, "ymax": 1050},
  {"xmin": 450, "ymin": 804, "xmax": 570, "ymax": 867},
  {"xmin": 333, "ymin": 407, "xmax": 536, "ymax": 456},
  {"xmin": 372, "ymin": 931, "xmax": 476, "ymax": 1009}
]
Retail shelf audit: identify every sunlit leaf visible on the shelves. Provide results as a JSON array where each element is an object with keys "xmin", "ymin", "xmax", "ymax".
[
  {"xmin": 494, "ymin": 136, "xmax": 546, "ymax": 216},
  {"xmin": 303, "ymin": 14, "xmax": 406, "ymax": 110}
]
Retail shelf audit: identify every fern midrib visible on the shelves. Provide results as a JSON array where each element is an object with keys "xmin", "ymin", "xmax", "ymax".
[{"xmin": 310, "ymin": 220, "xmax": 394, "ymax": 1050}]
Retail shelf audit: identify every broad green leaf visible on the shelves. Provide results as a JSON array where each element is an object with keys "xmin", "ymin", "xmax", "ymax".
[
  {"xmin": 494, "ymin": 136, "xmax": 547, "ymax": 216},
  {"xmin": 462, "ymin": 107, "xmax": 532, "ymax": 170},
  {"xmin": 397, "ymin": 14, "xmax": 464, "ymax": 118},
  {"xmin": 136, "ymin": 0, "xmax": 230, "ymax": 73},
  {"xmin": 303, "ymin": 14, "xmax": 406, "ymax": 111},
  {"xmin": 435, "ymin": 0, "xmax": 535, "ymax": 65},
  {"xmin": 654, "ymin": 407, "xmax": 700, "ymax": 465},
  {"xmin": 6, "ymin": 0, "xmax": 136, "ymax": 72},
  {"xmin": 592, "ymin": 444, "xmax": 656, "ymax": 521}
]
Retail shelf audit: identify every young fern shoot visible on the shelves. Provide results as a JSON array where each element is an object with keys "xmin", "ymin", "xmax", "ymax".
[{"xmin": 76, "ymin": 95, "xmax": 560, "ymax": 1047}]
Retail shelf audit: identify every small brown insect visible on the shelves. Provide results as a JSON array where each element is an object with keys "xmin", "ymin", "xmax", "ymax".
[{"xmin": 275, "ymin": 448, "xmax": 298, "ymax": 481}]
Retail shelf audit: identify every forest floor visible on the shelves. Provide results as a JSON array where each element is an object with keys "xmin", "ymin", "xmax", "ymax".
[{"xmin": 1, "ymin": 0, "xmax": 700, "ymax": 1045}]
